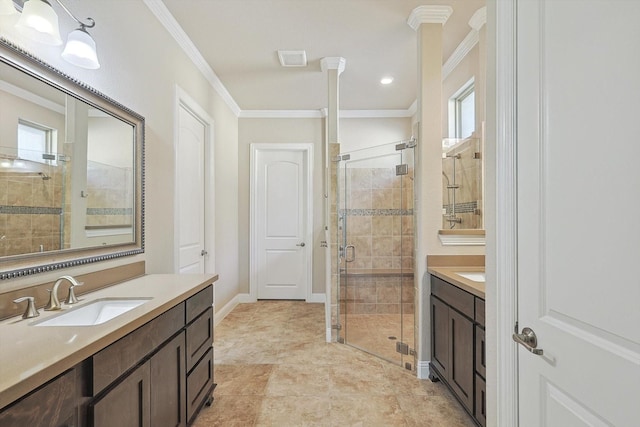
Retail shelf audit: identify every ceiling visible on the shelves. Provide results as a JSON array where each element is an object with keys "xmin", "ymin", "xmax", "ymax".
[{"xmin": 160, "ymin": 0, "xmax": 485, "ymax": 112}]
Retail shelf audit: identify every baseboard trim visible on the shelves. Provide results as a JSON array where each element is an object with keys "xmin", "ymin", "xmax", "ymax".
[
  {"xmin": 417, "ymin": 360, "xmax": 431, "ymax": 380},
  {"xmin": 214, "ymin": 293, "xmax": 252, "ymax": 326},
  {"xmin": 307, "ymin": 293, "xmax": 326, "ymax": 303}
]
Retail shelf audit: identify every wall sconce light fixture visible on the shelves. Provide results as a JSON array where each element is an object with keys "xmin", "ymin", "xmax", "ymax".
[{"xmin": 0, "ymin": 0, "xmax": 99, "ymax": 69}]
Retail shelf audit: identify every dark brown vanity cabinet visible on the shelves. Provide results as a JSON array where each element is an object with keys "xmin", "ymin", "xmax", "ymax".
[
  {"xmin": 430, "ymin": 275, "xmax": 485, "ymax": 427},
  {"xmin": 0, "ymin": 368, "xmax": 78, "ymax": 427},
  {"xmin": 90, "ymin": 285, "xmax": 214, "ymax": 427}
]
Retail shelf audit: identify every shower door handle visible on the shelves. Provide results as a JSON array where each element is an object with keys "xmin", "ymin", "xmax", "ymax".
[{"xmin": 345, "ymin": 245, "xmax": 356, "ymax": 262}]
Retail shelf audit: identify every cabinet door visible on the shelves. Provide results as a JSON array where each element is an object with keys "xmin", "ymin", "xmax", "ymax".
[
  {"xmin": 475, "ymin": 374, "xmax": 487, "ymax": 427},
  {"xmin": 430, "ymin": 296, "xmax": 449, "ymax": 378},
  {"xmin": 0, "ymin": 369, "xmax": 76, "ymax": 427},
  {"xmin": 475, "ymin": 325, "xmax": 486, "ymax": 379},
  {"xmin": 91, "ymin": 363, "xmax": 150, "ymax": 427},
  {"xmin": 151, "ymin": 332, "xmax": 187, "ymax": 427},
  {"xmin": 448, "ymin": 309, "xmax": 474, "ymax": 412}
]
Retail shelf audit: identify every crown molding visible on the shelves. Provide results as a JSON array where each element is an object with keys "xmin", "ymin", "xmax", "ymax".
[
  {"xmin": 320, "ymin": 57, "xmax": 347, "ymax": 75},
  {"xmin": 239, "ymin": 110, "xmax": 325, "ymax": 119},
  {"xmin": 469, "ymin": 6, "xmax": 487, "ymax": 31},
  {"xmin": 339, "ymin": 109, "xmax": 414, "ymax": 118},
  {"xmin": 0, "ymin": 80, "xmax": 64, "ymax": 114},
  {"xmin": 442, "ymin": 7, "xmax": 486, "ymax": 80},
  {"xmin": 443, "ymin": 28, "xmax": 480, "ymax": 79},
  {"xmin": 239, "ymin": 108, "xmax": 415, "ymax": 119},
  {"xmin": 407, "ymin": 5, "xmax": 453, "ymax": 30},
  {"xmin": 143, "ymin": 0, "xmax": 241, "ymax": 117}
]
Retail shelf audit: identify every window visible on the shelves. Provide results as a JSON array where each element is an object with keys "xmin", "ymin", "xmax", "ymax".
[
  {"xmin": 449, "ymin": 79, "xmax": 475, "ymax": 139},
  {"xmin": 17, "ymin": 120, "xmax": 57, "ymax": 165}
]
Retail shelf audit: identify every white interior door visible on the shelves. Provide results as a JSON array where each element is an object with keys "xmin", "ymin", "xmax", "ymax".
[
  {"xmin": 253, "ymin": 145, "xmax": 310, "ymax": 300},
  {"xmin": 516, "ymin": 1, "xmax": 640, "ymax": 425},
  {"xmin": 177, "ymin": 105, "xmax": 206, "ymax": 274}
]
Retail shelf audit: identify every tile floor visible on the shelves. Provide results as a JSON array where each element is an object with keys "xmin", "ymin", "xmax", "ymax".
[
  {"xmin": 192, "ymin": 300, "xmax": 475, "ymax": 427},
  {"xmin": 340, "ymin": 313, "xmax": 415, "ymax": 364}
]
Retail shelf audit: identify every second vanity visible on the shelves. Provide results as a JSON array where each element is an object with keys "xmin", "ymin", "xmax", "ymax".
[
  {"xmin": 427, "ymin": 265, "xmax": 486, "ymax": 427},
  {"xmin": 0, "ymin": 273, "xmax": 217, "ymax": 427}
]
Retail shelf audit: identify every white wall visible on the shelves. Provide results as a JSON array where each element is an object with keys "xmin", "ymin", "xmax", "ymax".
[
  {"xmin": 0, "ymin": 1, "xmax": 241, "ymax": 309},
  {"xmin": 340, "ymin": 117, "xmax": 413, "ymax": 153}
]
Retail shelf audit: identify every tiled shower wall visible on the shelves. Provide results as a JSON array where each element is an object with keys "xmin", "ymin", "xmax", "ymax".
[
  {"xmin": 340, "ymin": 165, "xmax": 415, "ymax": 315},
  {"xmin": 442, "ymin": 138, "xmax": 483, "ymax": 229},
  {"xmin": 0, "ymin": 164, "xmax": 64, "ymax": 256},
  {"xmin": 85, "ymin": 162, "xmax": 134, "ymax": 228},
  {"xmin": 340, "ymin": 273, "xmax": 414, "ymax": 315}
]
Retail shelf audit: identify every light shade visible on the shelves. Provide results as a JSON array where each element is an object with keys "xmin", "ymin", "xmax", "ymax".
[
  {"xmin": 15, "ymin": 0, "xmax": 62, "ymax": 45},
  {"xmin": 61, "ymin": 27, "xmax": 99, "ymax": 69}
]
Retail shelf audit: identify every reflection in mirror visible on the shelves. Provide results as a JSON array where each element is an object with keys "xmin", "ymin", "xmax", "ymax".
[
  {"xmin": 0, "ymin": 37, "xmax": 144, "ymax": 279},
  {"xmin": 441, "ymin": 137, "xmax": 483, "ymax": 230}
]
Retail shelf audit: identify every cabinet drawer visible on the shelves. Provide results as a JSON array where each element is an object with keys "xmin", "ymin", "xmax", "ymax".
[
  {"xmin": 186, "ymin": 306, "xmax": 213, "ymax": 372},
  {"xmin": 0, "ymin": 369, "xmax": 76, "ymax": 427},
  {"xmin": 475, "ymin": 298, "xmax": 485, "ymax": 327},
  {"xmin": 92, "ymin": 303, "xmax": 185, "ymax": 395},
  {"xmin": 475, "ymin": 374, "xmax": 487, "ymax": 427},
  {"xmin": 187, "ymin": 348, "xmax": 214, "ymax": 423},
  {"xmin": 475, "ymin": 325, "xmax": 486, "ymax": 379},
  {"xmin": 186, "ymin": 285, "xmax": 213, "ymax": 324},
  {"xmin": 431, "ymin": 276, "xmax": 474, "ymax": 319}
]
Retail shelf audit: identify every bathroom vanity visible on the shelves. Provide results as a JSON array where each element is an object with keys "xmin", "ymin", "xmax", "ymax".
[
  {"xmin": 0, "ymin": 273, "xmax": 217, "ymax": 427},
  {"xmin": 428, "ymin": 267, "xmax": 486, "ymax": 427}
]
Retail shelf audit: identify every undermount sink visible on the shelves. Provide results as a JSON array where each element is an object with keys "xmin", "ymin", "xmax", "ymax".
[
  {"xmin": 456, "ymin": 272, "xmax": 485, "ymax": 282},
  {"xmin": 32, "ymin": 298, "xmax": 152, "ymax": 327}
]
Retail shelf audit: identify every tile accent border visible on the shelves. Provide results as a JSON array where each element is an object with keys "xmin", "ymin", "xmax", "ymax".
[{"xmin": 0, "ymin": 206, "xmax": 62, "ymax": 215}]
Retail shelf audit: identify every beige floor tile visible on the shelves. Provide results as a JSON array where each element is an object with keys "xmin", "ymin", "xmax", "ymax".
[
  {"xmin": 191, "ymin": 395, "xmax": 261, "ymax": 427},
  {"xmin": 255, "ymin": 396, "xmax": 332, "ymax": 427},
  {"xmin": 215, "ymin": 364, "xmax": 274, "ymax": 395},
  {"xmin": 265, "ymin": 364, "xmax": 331, "ymax": 397},
  {"xmin": 330, "ymin": 395, "xmax": 407, "ymax": 426},
  {"xmin": 397, "ymin": 394, "xmax": 476, "ymax": 427},
  {"xmin": 190, "ymin": 301, "xmax": 476, "ymax": 427}
]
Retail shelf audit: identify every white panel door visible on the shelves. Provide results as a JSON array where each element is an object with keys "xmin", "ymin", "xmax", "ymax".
[
  {"xmin": 177, "ymin": 106, "xmax": 206, "ymax": 274},
  {"xmin": 255, "ymin": 149, "xmax": 307, "ymax": 299},
  {"xmin": 516, "ymin": 1, "xmax": 640, "ymax": 425}
]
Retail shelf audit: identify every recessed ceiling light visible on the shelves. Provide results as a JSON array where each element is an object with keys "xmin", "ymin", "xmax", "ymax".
[{"xmin": 380, "ymin": 76, "xmax": 394, "ymax": 85}]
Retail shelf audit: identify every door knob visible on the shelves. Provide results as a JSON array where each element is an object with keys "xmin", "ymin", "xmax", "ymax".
[
  {"xmin": 201, "ymin": 249, "xmax": 208, "ymax": 256},
  {"xmin": 296, "ymin": 242, "xmax": 306, "ymax": 247},
  {"xmin": 512, "ymin": 326, "xmax": 543, "ymax": 355}
]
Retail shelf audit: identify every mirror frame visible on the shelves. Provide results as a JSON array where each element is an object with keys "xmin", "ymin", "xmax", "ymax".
[{"xmin": 0, "ymin": 37, "xmax": 145, "ymax": 280}]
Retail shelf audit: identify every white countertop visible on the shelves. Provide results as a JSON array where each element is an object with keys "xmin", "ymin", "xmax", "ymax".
[{"xmin": 0, "ymin": 273, "xmax": 218, "ymax": 409}]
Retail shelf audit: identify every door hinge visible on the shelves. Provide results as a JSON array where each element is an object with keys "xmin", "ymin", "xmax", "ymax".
[
  {"xmin": 332, "ymin": 324, "xmax": 342, "ymax": 330},
  {"xmin": 396, "ymin": 341, "xmax": 410, "ymax": 355},
  {"xmin": 396, "ymin": 164, "xmax": 408, "ymax": 176}
]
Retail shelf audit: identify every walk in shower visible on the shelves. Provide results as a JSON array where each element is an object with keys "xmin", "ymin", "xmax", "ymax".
[{"xmin": 335, "ymin": 139, "xmax": 415, "ymax": 369}]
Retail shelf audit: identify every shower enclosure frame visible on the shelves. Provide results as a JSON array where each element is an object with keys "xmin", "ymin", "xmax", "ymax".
[{"xmin": 334, "ymin": 139, "xmax": 417, "ymax": 370}]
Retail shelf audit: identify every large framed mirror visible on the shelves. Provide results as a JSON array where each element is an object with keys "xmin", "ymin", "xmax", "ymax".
[{"xmin": 0, "ymin": 37, "xmax": 144, "ymax": 279}]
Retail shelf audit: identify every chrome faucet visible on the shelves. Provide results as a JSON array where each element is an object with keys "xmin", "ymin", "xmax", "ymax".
[{"xmin": 45, "ymin": 275, "xmax": 83, "ymax": 311}]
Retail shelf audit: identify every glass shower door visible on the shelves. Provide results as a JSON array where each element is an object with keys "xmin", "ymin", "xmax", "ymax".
[{"xmin": 337, "ymin": 141, "xmax": 415, "ymax": 368}]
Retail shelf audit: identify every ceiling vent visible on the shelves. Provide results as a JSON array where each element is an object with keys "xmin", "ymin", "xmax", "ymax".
[{"xmin": 278, "ymin": 50, "xmax": 307, "ymax": 67}]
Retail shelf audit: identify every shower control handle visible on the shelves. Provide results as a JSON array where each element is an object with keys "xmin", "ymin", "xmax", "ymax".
[{"xmin": 296, "ymin": 242, "xmax": 306, "ymax": 247}]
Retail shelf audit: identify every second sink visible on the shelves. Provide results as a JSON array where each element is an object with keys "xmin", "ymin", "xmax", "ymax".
[
  {"xmin": 33, "ymin": 298, "xmax": 152, "ymax": 327},
  {"xmin": 456, "ymin": 272, "xmax": 485, "ymax": 282}
]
